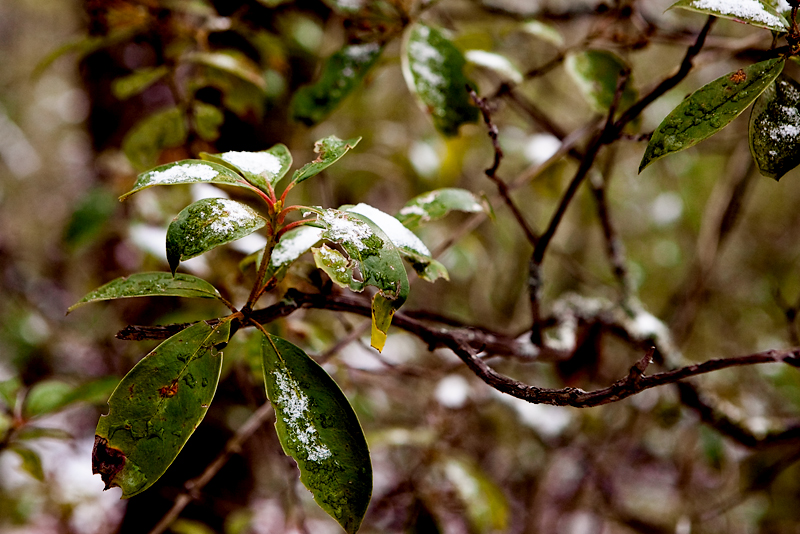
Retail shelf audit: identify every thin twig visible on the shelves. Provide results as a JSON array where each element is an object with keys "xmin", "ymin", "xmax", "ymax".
[
  {"xmin": 469, "ymin": 88, "xmax": 539, "ymax": 247},
  {"xmin": 148, "ymin": 402, "xmax": 275, "ymax": 534}
]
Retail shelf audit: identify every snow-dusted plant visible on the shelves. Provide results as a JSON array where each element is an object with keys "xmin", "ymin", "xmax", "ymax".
[{"xmin": 69, "ymin": 135, "xmax": 486, "ymax": 533}]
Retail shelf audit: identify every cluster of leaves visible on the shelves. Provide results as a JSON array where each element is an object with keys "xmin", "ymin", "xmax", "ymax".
[
  {"xmin": 69, "ymin": 136, "xmax": 486, "ymax": 532},
  {"xmin": 0, "ymin": 376, "xmax": 116, "ymax": 483},
  {"xmin": 53, "ymin": 0, "xmax": 800, "ymax": 532},
  {"xmin": 640, "ymin": 0, "xmax": 800, "ymax": 180}
]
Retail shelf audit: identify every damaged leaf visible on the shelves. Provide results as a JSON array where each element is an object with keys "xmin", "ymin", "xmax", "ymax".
[
  {"xmin": 93, "ymin": 319, "xmax": 229, "ymax": 498},
  {"xmin": 290, "ymin": 136, "xmax": 361, "ymax": 186}
]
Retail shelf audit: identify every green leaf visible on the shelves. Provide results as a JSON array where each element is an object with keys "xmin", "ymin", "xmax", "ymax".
[
  {"xmin": 15, "ymin": 427, "xmax": 74, "ymax": 441},
  {"xmin": 0, "ymin": 377, "xmax": 21, "ymax": 410},
  {"xmin": 10, "ymin": 446, "xmax": 45, "ymax": 481},
  {"xmin": 564, "ymin": 49, "xmax": 637, "ymax": 114},
  {"xmin": 166, "ymin": 198, "xmax": 267, "ymax": 274},
  {"xmin": 122, "ymin": 107, "xmax": 188, "ymax": 171},
  {"xmin": 310, "ymin": 208, "xmax": 410, "ymax": 349},
  {"xmin": 292, "ymin": 42, "xmax": 384, "ymax": 125},
  {"xmin": 120, "ymin": 160, "xmax": 256, "ymax": 200},
  {"xmin": 192, "ymin": 102, "xmax": 224, "ymax": 142},
  {"xmin": 346, "ymin": 203, "xmax": 448, "ymax": 283},
  {"xmin": 395, "ymin": 188, "xmax": 488, "ymax": 229},
  {"xmin": 401, "ymin": 23, "xmax": 479, "ymax": 136},
  {"xmin": 186, "ymin": 51, "xmax": 267, "ymax": 91},
  {"xmin": 267, "ymin": 226, "xmax": 324, "ymax": 282},
  {"xmin": 23, "ymin": 380, "xmax": 74, "ymax": 418},
  {"xmin": 261, "ymin": 334, "xmax": 371, "ymax": 534},
  {"xmin": 749, "ymin": 74, "xmax": 800, "ymax": 180},
  {"xmin": 640, "ymin": 57, "xmax": 785, "ymax": 173},
  {"xmin": 23, "ymin": 376, "xmax": 127, "ymax": 417},
  {"xmin": 69, "ymin": 272, "xmax": 222, "ymax": 312},
  {"xmin": 63, "ymin": 186, "xmax": 117, "ymax": 251},
  {"xmin": 112, "ymin": 66, "xmax": 170, "ymax": 100},
  {"xmin": 669, "ymin": 0, "xmax": 788, "ymax": 31},
  {"xmin": 93, "ymin": 319, "xmax": 230, "ymax": 497},
  {"xmin": 291, "ymin": 136, "xmax": 361, "ymax": 186},
  {"xmin": 313, "ymin": 244, "xmax": 355, "ymax": 288},
  {"xmin": 201, "ymin": 144, "xmax": 293, "ymax": 193}
]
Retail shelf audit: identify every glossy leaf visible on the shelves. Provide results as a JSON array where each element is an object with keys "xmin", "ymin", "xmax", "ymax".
[
  {"xmin": 346, "ymin": 203, "xmax": 448, "ymax": 283},
  {"xmin": 112, "ymin": 66, "xmax": 169, "ymax": 100},
  {"xmin": 291, "ymin": 136, "xmax": 361, "ymax": 186},
  {"xmin": 261, "ymin": 334, "xmax": 371, "ymax": 534},
  {"xmin": 749, "ymin": 74, "xmax": 800, "ymax": 180},
  {"xmin": 69, "ymin": 272, "xmax": 222, "ymax": 312},
  {"xmin": 192, "ymin": 102, "xmax": 224, "ymax": 142},
  {"xmin": 166, "ymin": 198, "xmax": 266, "ymax": 274},
  {"xmin": 120, "ymin": 160, "xmax": 255, "ymax": 200},
  {"xmin": 669, "ymin": 0, "xmax": 788, "ymax": 31},
  {"xmin": 201, "ymin": 144, "xmax": 293, "ymax": 193},
  {"xmin": 640, "ymin": 57, "xmax": 785, "ymax": 173},
  {"xmin": 186, "ymin": 51, "xmax": 267, "ymax": 91},
  {"xmin": 402, "ymin": 23, "xmax": 479, "ymax": 136},
  {"xmin": 122, "ymin": 107, "xmax": 187, "ymax": 171},
  {"xmin": 292, "ymin": 42, "xmax": 384, "ymax": 125},
  {"xmin": 565, "ymin": 49, "xmax": 637, "ymax": 114},
  {"xmin": 395, "ymin": 188, "xmax": 487, "ymax": 229},
  {"xmin": 267, "ymin": 226, "xmax": 324, "ymax": 282},
  {"xmin": 93, "ymin": 320, "xmax": 229, "ymax": 497},
  {"xmin": 311, "ymin": 207, "xmax": 410, "ymax": 348},
  {"xmin": 10, "ymin": 446, "xmax": 45, "ymax": 481}
]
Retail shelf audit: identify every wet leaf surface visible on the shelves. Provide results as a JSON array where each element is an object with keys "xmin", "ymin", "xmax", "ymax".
[
  {"xmin": 93, "ymin": 320, "xmax": 229, "ymax": 497},
  {"xmin": 201, "ymin": 144, "xmax": 292, "ymax": 193},
  {"xmin": 311, "ymin": 207, "xmax": 410, "ymax": 349},
  {"xmin": 69, "ymin": 272, "xmax": 222, "ymax": 312},
  {"xmin": 292, "ymin": 42, "xmax": 384, "ymax": 125},
  {"xmin": 291, "ymin": 136, "xmax": 361, "ymax": 186},
  {"xmin": 166, "ymin": 198, "xmax": 266, "ymax": 274},
  {"xmin": 261, "ymin": 334, "xmax": 371, "ymax": 534},
  {"xmin": 185, "ymin": 51, "xmax": 267, "ymax": 90},
  {"xmin": 749, "ymin": 74, "xmax": 800, "ymax": 180},
  {"xmin": 402, "ymin": 23, "xmax": 479, "ymax": 136},
  {"xmin": 346, "ymin": 203, "xmax": 448, "ymax": 283},
  {"xmin": 265, "ymin": 226, "xmax": 324, "ymax": 282},
  {"xmin": 640, "ymin": 57, "xmax": 785, "ymax": 172}
]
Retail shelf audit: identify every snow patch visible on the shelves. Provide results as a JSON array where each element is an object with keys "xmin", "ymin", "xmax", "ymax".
[{"xmin": 221, "ymin": 151, "xmax": 282, "ymax": 176}]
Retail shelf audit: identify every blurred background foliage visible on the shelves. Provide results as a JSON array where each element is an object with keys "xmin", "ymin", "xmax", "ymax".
[{"xmin": 4, "ymin": 0, "xmax": 800, "ymax": 533}]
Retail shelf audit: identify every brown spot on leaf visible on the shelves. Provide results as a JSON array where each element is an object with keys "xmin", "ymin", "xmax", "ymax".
[
  {"xmin": 730, "ymin": 69, "xmax": 746, "ymax": 84},
  {"xmin": 92, "ymin": 436, "xmax": 125, "ymax": 490},
  {"xmin": 159, "ymin": 381, "xmax": 179, "ymax": 398}
]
